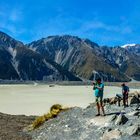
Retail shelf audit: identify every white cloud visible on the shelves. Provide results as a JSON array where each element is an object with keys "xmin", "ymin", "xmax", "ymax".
[
  {"xmin": 78, "ymin": 20, "xmax": 133, "ymax": 35},
  {"xmin": 0, "ymin": 24, "xmax": 25, "ymax": 35},
  {"xmin": 0, "ymin": 5, "xmax": 25, "ymax": 36},
  {"xmin": 9, "ymin": 9, "xmax": 23, "ymax": 22}
]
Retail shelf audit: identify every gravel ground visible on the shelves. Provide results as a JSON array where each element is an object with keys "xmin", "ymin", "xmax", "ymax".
[
  {"xmin": 0, "ymin": 113, "xmax": 36, "ymax": 140},
  {"xmin": 28, "ymin": 103, "xmax": 140, "ymax": 140}
]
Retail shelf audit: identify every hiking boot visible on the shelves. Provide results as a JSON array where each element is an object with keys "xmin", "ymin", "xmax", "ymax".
[
  {"xmin": 95, "ymin": 114, "xmax": 100, "ymax": 116},
  {"xmin": 101, "ymin": 114, "xmax": 106, "ymax": 116}
]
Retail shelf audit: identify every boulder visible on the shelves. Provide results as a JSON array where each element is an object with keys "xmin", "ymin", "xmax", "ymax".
[
  {"xmin": 105, "ymin": 128, "xmax": 112, "ymax": 132},
  {"xmin": 101, "ymin": 129, "xmax": 121, "ymax": 140},
  {"xmin": 128, "ymin": 111, "xmax": 139, "ymax": 116},
  {"xmin": 126, "ymin": 125, "xmax": 140, "ymax": 136},
  {"xmin": 109, "ymin": 114, "xmax": 117, "ymax": 122},
  {"xmin": 103, "ymin": 98, "xmax": 110, "ymax": 104},
  {"xmin": 129, "ymin": 96, "xmax": 140, "ymax": 105},
  {"xmin": 115, "ymin": 114, "xmax": 128, "ymax": 125},
  {"xmin": 109, "ymin": 97, "xmax": 118, "ymax": 105},
  {"xmin": 129, "ymin": 91, "xmax": 140, "ymax": 98}
]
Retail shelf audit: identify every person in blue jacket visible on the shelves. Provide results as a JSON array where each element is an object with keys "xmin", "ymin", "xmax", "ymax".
[{"xmin": 93, "ymin": 78, "xmax": 105, "ymax": 116}]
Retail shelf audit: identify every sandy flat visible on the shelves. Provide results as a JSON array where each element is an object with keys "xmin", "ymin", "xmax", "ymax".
[{"xmin": 0, "ymin": 84, "xmax": 139, "ymax": 115}]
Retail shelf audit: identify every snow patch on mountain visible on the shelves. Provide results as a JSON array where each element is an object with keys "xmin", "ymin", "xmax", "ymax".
[
  {"xmin": 92, "ymin": 70, "xmax": 98, "ymax": 74},
  {"xmin": 55, "ymin": 50, "xmax": 63, "ymax": 64},
  {"xmin": 121, "ymin": 44, "xmax": 136, "ymax": 48},
  {"xmin": 7, "ymin": 47, "xmax": 21, "ymax": 79},
  {"xmin": 11, "ymin": 60, "xmax": 20, "ymax": 77},
  {"xmin": 7, "ymin": 46, "xmax": 16, "ymax": 57},
  {"xmin": 28, "ymin": 44, "xmax": 37, "ymax": 52},
  {"xmin": 61, "ymin": 47, "xmax": 74, "ymax": 65},
  {"xmin": 43, "ymin": 38, "xmax": 53, "ymax": 44},
  {"xmin": 43, "ymin": 59, "xmax": 56, "ymax": 71}
]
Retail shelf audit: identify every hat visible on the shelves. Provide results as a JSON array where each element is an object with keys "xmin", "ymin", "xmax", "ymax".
[
  {"xmin": 96, "ymin": 78, "xmax": 101, "ymax": 81},
  {"xmin": 121, "ymin": 83, "xmax": 125, "ymax": 86}
]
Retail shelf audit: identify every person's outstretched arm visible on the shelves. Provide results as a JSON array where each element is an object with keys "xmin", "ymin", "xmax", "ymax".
[
  {"xmin": 97, "ymin": 84, "xmax": 104, "ymax": 90},
  {"xmin": 93, "ymin": 82, "xmax": 97, "ymax": 90}
]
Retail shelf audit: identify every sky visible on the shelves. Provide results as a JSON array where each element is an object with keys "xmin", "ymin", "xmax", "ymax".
[{"xmin": 0, "ymin": 0, "xmax": 140, "ymax": 46}]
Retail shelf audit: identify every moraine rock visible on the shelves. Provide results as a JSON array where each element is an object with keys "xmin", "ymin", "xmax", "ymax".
[
  {"xmin": 103, "ymin": 98, "xmax": 110, "ymax": 104},
  {"xmin": 109, "ymin": 97, "xmax": 118, "ymax": 105},
  {"xmin": 26, "ymin": 103, "xmax": 140, "ymax": 140},
  {"xmin": 133, "ymin": 91, "xmax": 140, "ymax": 98},
  {"xmin": 126, "ymin": 125, "xmax": 140, "ymax": 136},
  {"xmin": 127, "ymin": 111, "xmax": 139, "ymax": 116},
  {"xmin": 109, "ymin": 114, "xmax": 117, "ymax": 122},
  {"xmin": 115, "ymin": 114, "xmax": 128, "ymax": 125},
  {"xmin": 129, "ymin": 96, "xmax": 140, "ymax": 105},
  {"xmin": 101, "ymin": 129, "xmax": 122, "ymax": 140}
]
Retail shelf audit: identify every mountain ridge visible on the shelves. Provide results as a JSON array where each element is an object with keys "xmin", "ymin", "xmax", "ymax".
[
  {"xmin": 27, "ymin": 35, "xmax": 140, "ymax": 81},
  {"xmin": 0, "ymin": 31, "xmax": 81, "ymax": 81},
  {"xmin": 0, "ymin": 31, "xmax": 140, "ymax": 81}
]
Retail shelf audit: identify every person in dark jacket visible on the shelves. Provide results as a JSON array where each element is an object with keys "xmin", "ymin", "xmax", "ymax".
[{"xmin": 121, "ymin": 83, "xmax": 129, "ymax": 107}]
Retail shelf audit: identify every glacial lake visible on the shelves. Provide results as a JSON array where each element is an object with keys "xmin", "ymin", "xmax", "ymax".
[{"xmin": 0, "ymin": 84, "xmax": 139, "ymax": 115}]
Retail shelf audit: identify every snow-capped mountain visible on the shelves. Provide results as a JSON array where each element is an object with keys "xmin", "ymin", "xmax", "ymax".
[
  {"xmin": 0, "ymin": 31, "xmax": 140, "ymax": 81},
  {"xmin": 121, "ymin": 44, "xmax": 140, "ymax": 56},
  {"xmin": 28, "ymin": 35, "xmax": 140, "ymax": 81},
  {"xmin": 121, "ymin": 44, "xmax": 136, "ymax": 48}
]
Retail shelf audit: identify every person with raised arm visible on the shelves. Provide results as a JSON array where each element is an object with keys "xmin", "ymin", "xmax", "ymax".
[{"xmin": 93, "ymin": 78, "xmax": 105, "ymax": 116}]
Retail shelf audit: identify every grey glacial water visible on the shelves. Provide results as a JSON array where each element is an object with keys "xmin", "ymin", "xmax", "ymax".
[{"xmin": 0, "ymin": 84, "xmax": 139, "ymax": 115}]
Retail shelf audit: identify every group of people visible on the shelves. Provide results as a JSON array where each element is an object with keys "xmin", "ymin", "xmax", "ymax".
[{"xmin": 93, "ymin": 78, "xmax": 129, "ymax": 116}]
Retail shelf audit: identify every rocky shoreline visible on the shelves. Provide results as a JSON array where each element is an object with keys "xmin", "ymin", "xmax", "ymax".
[
  {"xmin": 27, "ymin": 104, "xmax": 140, "ymax": 140},
  {"xmin": 0, "ymin": 92, "xmax": 140, "ymax": 140},
  {"xmin": 0, "ymin": 113, "xmax": 36, "ymax": 140},
  {"xmin": 0, "ymin": 81, "xmax": 140, "ymax": 88}
]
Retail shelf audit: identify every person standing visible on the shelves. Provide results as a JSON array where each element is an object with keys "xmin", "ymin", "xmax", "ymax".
[
  {"xmin": 121, "ymin": 83, "xmax": 129, "ymax": 107},
  {"xmin": 93, "ymin": 78, "xmax": 105, "ymax": 116}
]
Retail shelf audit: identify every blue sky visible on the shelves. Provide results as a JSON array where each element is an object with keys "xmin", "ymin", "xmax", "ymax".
[{"xmin": 0, "ymin": 0, "xmax": 140, "ymax": 46}]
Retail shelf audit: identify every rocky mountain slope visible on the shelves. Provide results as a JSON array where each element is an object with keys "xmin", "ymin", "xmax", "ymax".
[
  {"xmin": 0, "ymin": 31, "xmax": 80, "ymax": 81},
  {"xmin": 27, "ymin": 35, "xmax": 140, "ymax": 81},
  {"xmin": 122, "ymin": 44, "xmax": 140, "ymax": 56},
  {"xmin": 101, "ymin": 46, "xmax": 140, "ymax": 81},
  {"xmin": 0, "ymin": 31, "xmax": 140, "ymax": 81}
]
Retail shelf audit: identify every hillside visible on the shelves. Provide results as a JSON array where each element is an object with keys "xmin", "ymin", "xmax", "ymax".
[
  {"xmin": 27, "ymin": 35, "xmax": 140, "ymax": 81},
  {"xmin": 0, "ymin": 31, "xmax": 140, "ymax": 81},
  {"xmin": 0, "ymin": 31, "xmax": 80, "ymax": 81}
]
